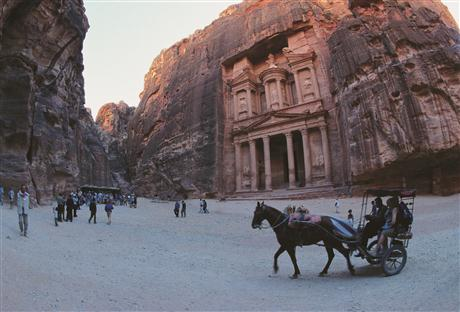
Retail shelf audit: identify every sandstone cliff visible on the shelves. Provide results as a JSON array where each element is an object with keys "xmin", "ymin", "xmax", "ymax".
[
  {"xmin": 96, "ymin": 101, "xmax": 135, "ymax": 191},
  {"xmin": 128, "ymin": 0, "xmax": 459, "ymax": 198},
  {"xmin": 0, "ymin": 0, "xmax": 112, "ymax": 203}
]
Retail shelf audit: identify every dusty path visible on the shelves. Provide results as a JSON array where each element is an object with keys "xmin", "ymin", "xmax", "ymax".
[{"xmin": 1, "ymin": 195, "xmax": 459, "ymax": 311}]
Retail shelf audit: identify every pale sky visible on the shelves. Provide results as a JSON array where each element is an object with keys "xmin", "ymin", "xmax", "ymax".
[{"xmin": 82, "ymin": 0, "xmax": 460, "ymax": 119}]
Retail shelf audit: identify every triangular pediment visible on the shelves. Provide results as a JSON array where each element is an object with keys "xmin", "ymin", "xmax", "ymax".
[{"xmin": 231, "ymin": 68, "xmax": 257, "ymax": 87}]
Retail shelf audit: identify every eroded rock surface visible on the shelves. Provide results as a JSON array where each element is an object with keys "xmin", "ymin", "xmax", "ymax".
[
  {"xmin": 96, "ymin": 101, "xmax": 134, "ymax": 191},
  {"xmin": 128, "ymin": 0, "xmax": 459, "ymax": 198},
  {"xmin": 0, "ymin": 0, "xmax": 112, "ymax": 203}
]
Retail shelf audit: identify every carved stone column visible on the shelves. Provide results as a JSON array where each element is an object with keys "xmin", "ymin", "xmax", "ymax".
[
  {"xmin": 293, "ymin": 71, "xmax": 303, "ymax": 105},
  {"xmin": 262, "ymin": 136, "xmax": 272, "ymax": 191},
  {"xmin": 246, "ymin": 88, "xmax": 253, "ymax": 117},
  {"xmin": 263, "ymin": 83, "xmax": 271, "ymax": 111},
  {"xmin": 285, "ymin": 132, "xmax": 296, "ymax": 189},
  {"xmin": 249, "ymin": 139, "xmax": 258, "ymax": 191},
  {"xmin": 234, "ymin": 142, "xmax": 242, "ymax": 192},
  {"xmin": 320, "ymin": 126, "xmax": 331, "ymax": 181},
  {"xmin": 301, "ymin": 128, "xmax": 312, "ymax": 184},
  {"xmin": 276, "ymin": 79, "xmax": 283, "ymax": 107},
  {"xmin": 233, "ymin": 92, "xmax": 238, "ymax": 121}
]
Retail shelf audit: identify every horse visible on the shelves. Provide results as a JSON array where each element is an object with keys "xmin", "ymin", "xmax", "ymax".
[{"xmin": 251, "ymin": 201, "xmax": 355, "ymax": 279}]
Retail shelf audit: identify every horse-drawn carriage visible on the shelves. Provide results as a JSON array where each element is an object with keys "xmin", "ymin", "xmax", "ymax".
[
  {"xmin": 350, "ymin": 188, "xmax": 415, "ymax": 276},
  {"xmin": 251, "ymin": 188, "xmax": 415, "ymax": 277}
]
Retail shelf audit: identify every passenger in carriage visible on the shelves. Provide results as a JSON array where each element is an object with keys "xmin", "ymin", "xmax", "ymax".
[
  {"xmin": 355, "ymin": 197, "xmax": 387, "ymax": 257},
  {"xmin": 287, "ymin": 206, "xmax": 321, "ymax": 229},
  {"xmin": 375, "ymin": 196, "xmax": 400, "ymax": 255}
]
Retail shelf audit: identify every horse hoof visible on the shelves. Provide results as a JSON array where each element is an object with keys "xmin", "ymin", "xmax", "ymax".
[
  {"xmin": 319, "ymin": 272, "xmax": 327, "ymax": 277},
  {"xmin": 289, "ymin": 274, "xmax": 299, "ymax": 279},
  {"xmin": 350, "ymin": 269, "xmax": 356, "ymax": 276}
]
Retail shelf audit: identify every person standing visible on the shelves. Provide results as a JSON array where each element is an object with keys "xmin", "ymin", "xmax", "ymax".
[
  {"xmin": 56, "ymin": 193, "xmax": 65, "ymax": 222},
  {"xmin": 89, "ymin": 199, "xmax": 97, "ymax": 224},
  {"xmin": 174, "ymin": 201, "xmax": 180, "ymax": 217},
  {"xmin": 17, "ymin": 185, "xmax": 30, "ymax": 237},
  {"xmin": 347, "ymin": 209, "xmax": 354, "ymax": 227},
  {"xmin": 181, "ymin": 200, "xmax": 186, "ymax": 218},
  {"xmin": 105, "ymin": 200, "xmax": 114, "ymax": 225},
  {"xmin": 334, "ymin": 198, "xmax": 340, "ymax": 214},
  {"xmin": 8, "ymin": 188, "xmax": 15, "ymax": 209},
  {"xmin": 65, "ymin": 194, "xmax": 74, "ymax": 222},
  {"xmin": 0, "ymin": 185, "xmax": 4, "ymax": 206},
  {"xmin": 202, "ymin": 199, "xmax": 208, "ymax": 214}
]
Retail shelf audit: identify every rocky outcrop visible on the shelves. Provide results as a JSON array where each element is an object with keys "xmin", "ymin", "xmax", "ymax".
[
  {"xmin": 127, "ymin": 0, "xmax": 458, "ymax": 198},
  {"xmin": 96, "ymin": 101, "xmax": 134, "ymax": 191},
  {"xmin": 0, "ymin": 0, "xmax": 112, "ymax": 203},
  {"xmin": 329, "ymin": 1, "xmax": 460, "ymax": 194}
]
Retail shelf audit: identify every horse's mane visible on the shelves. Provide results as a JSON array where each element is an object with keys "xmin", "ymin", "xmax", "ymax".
[{"xmin": 262, "ymin": 204, "xmax": 287, "ymax": 217}]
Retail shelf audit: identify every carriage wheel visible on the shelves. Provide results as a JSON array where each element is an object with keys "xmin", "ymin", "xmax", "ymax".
[
  {"xmin": 381, "ymin": 245, "xmax": 407, "ymax": 276},
  {"xmin": 366, "ymin": 240, "xmax": 380, "ymax": 265}
]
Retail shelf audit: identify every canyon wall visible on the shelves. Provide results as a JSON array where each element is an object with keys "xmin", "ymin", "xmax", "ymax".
[
  {"xmin": 96, "ymin": 101, "xmax": 134, "ymax": 191},
  {"xmin": 0, "ymin": 0, "xmax": 111, "ymax": 203},
  {"xmin": 128, "ymin": 0, "xmax": 459, "ymax": 198}
]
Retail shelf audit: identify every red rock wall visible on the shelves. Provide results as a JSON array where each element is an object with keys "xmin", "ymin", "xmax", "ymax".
[
  {"xmin": 0, "ymin": 0, "xmax": 112, "ymax": 203},
  {"xmin": 126, "ymin": 0, "xmax": 459, "ymax": 197}
]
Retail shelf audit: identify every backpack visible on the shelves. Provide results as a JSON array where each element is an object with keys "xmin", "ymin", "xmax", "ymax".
[{"xmin": 398, "ymin": 201, "xmax": 413, "ymax": 227}]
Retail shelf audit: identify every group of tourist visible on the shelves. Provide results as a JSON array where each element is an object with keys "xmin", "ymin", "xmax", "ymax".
[
  {"xmin": 0, "ymin": 185, "xmax": 20, "ymax": 210},
  {"xmin": 173, "ymin": 198, "xmax": 209, "ymax": 217},
  {"xmin": 54, "ymin": 191, "xmax": 115, "ymax": 225}
]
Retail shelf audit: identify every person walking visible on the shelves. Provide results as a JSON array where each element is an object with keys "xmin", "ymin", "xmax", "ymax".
[
  {"xmin": 347, "ymin": 209, "xmax": 354, "ymax": 227},
  {"xmin": 56, "ymin": 193, "xmax": 65, "ymax": 222},
  {"xmin": 65, "ymin": 194, "xmax": 74, "ymax": 222},
  {"xmin": 0, "ymin": 185, "xmax": 4, "ymax": 206},
  {"xmin": 89, "ymin": 199, "xmax": 97, "ymax": 224},
  {"xmin": 105, "ymin": 200, "xmax": 114, "ymax": 225},
  {"xmin": 72, "ymin": 193, "xmax": 79, "ymax": 217},
  {"xmin": 181, "ymin": 200, "xmax": 186, "ymax": 218},
  {"xmin": 17, "ymin": 185, "xmax": 30, "ymax": 237},
  {"xmin": 174, "ymin": 201, "xmax": 180, "ymax": 217},
  {"xmin": 8, "ymin": 188, "xmax": 15, "ymax": 209},
  {"xmin": 202, "ymin": 199, "xmax": 209, "ymax": 214},
  {"xmin": 334, "ymin": 198, "xmax": 340, "ymax": 214}
]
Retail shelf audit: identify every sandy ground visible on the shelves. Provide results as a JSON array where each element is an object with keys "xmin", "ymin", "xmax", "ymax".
[{"xmin": 1, "ymin": 194, "xmax": 459, "ymax": 311}]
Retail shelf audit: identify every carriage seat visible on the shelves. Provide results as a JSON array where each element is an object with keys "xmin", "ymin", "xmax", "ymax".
[
  {"xmin": 329, "ymin": 217, "xmax": 358, "ymax": 241},
  {"xmin": 388, "ymin": 231, "xmax": 413, "ymax": 240}
]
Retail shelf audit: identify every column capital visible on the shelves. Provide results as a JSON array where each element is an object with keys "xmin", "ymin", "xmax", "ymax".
[
  {"xmin": 300, "ymin": 128, "xmax": 308, "ymax": 135},
  {"xmin": 319, "ymin": 125, "xmax": 327, "ymax": 131},
  {"xmin": 284, "ymin": 131, "xmax": 292, "ymax": 138}
]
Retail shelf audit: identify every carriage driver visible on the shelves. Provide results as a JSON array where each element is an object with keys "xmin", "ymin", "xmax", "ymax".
[{"xmin": 375, "ymin": 196, "xmax": 399, "ymax": 255}]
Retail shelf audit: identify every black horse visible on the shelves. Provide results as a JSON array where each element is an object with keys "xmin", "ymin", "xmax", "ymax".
[{"xmin": 251, "ymin": 202, "xmax": 355, "ymax": 278}]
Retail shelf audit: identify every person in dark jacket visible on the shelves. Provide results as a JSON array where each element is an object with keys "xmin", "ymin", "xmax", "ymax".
[
  {"xmin": 65, "ymin": 195, "xmax": 74, "ymax": 222},
  {"xmin": 181, "ymin": 200, "xmax": 186, "ymax": 218},
  {"xmin": 56, "ymin": 193, "xmax": 65, "ymax": 222},
  {"xmin": 89, "ymin": 200, "xmax": 97, "ymax": 224},
  {"xmin": 105, "ymin": 200, "xmax": 114, "ymax": 225},
  {"xmin": 174, "ymin": 201, "xmax": 180, "ymax": 217},
  {"xmin": 356, "ymin": 197, "xmax": 387, "ymax": 256}
]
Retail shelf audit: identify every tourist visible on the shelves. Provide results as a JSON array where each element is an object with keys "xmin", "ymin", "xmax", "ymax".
[
  {"xmin": 66, "ymin": 194, "xmax": 74, "ymax": 222},
  {"xmin": 347, "ymin": 209, "xmax": 354, "ymax": 227},
  {"xmin": 105, "ymin": 200, "xmax": 114, "ymax": 225},
  {"xmin": 181, "ymin": 200, "xmax": 186, "ymax": 218},
  {"xmin": 202, "ymin": 199, "xmax": 209, "ymax": 213},
  {"xmin": 72, "ymin": 192, "xmax": 79, "ymax": 217},
  {"xmin": 56, "ymin": 193, "xmax": 65, "ymax": 222},
  {"xmin": 89, "ymin": 199, "xmax": 97, "ymax": 224},
  {"xmin": 174, "ymin": 201, "xmax": 180, "ymax": 217},
  {"xmin": 334, "ymin": 198, "xmax": 340, "ymax": 214},
  {"xmin": 17, "ymin": 185, "xmax": 30, "ymax": 237},
  {"xmin": 0, "ymin": 184, "xmax": 3, "ymax": 206},
  {"xmin": 8, "ymin": 187, "xmax": 15, "ymax": 209},
  {"xmin": 375, "ymin": 197, "xmax": 399, "ymax": 255},
  {"xmin": 355, "ymin": 197, "xmax": 387, "ymax": 257}
]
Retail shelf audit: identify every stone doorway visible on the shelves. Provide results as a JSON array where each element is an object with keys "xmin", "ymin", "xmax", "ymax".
[{"xmin": 269, "ymin": 134, "xmax": 288, "ymax": 189}]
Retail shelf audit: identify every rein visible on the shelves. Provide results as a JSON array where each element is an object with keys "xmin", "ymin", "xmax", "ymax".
[{"xmin": 259, "ymin": 212, "xmax": 289, "ymax": 230}]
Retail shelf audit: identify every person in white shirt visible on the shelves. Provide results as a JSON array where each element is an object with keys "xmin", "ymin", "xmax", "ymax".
[{"xmin": 17, "ymin": 185, "xmax": 31, "ymax": 237}]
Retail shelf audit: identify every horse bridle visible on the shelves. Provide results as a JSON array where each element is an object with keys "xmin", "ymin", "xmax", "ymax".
[{"xmin": 256, "ymin": 205, "xmax": 289, "ymax": 230}]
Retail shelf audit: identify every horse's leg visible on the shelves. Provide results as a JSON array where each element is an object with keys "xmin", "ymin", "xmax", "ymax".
[
  {"xmin": 334, "ymin": 242, "xmax": 355, "ymax": 275},
  {"xmin": 273, "ymin": 246, "xmax": 285, "ymax": 274},
  {"xmin": 286, "ymin": 247, "xmax": 301, "ymax": 279},
  {"xmin": 319, "ymin": 246, "xmax": 335, "ymax": 276}
]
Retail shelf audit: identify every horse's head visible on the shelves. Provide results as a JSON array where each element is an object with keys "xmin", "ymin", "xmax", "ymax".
[{"xmin": 251, "ymin": 201, "xmax": 267, "ymax": 229}]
